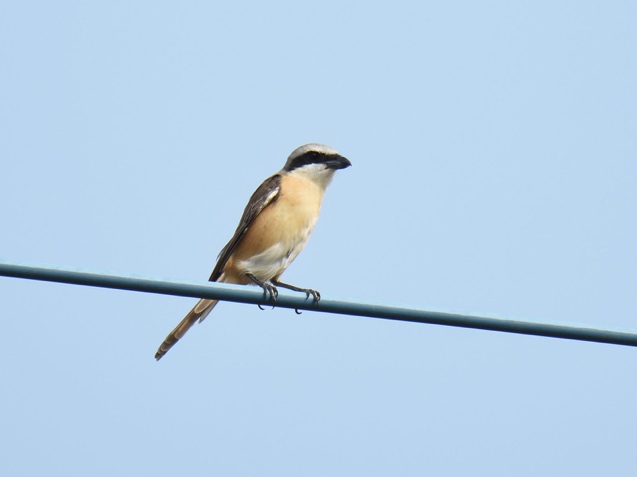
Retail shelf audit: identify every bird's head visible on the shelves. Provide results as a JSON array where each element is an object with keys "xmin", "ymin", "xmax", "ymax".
[{"xmin": 283, "ymin": 143, "xmax": 351, "ymax": 189}]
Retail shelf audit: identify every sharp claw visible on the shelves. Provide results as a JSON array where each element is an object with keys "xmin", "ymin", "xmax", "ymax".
[
  {"xmin": 295, "ymin": 308, "xmax": 302, "ymax": 315},
  {"xmin": 247, "ymin": 273, "xmax": 279, "ymax": 309},
  {"xmin": 301, "ymin": 289, "xmax": 320, "ymax": 303},
  {"xmin": 306, "ymin": 289, "xmax": 320, "ymax": 304},
  {"xmin": 258, "ymin": 304, "xmax": 265, "ymax": 310},
  {"xmin": 264, "ymin": 284, "xmax": 278, "ymax": 306}
]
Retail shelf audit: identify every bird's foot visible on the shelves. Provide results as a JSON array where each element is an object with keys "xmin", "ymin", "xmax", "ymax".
[
  {"xmin": 261, "ymin": 282, "xmax": 278, "ymax": 304},
  {"xmin": 247, "ymin": 273, "xmax": 278, "ymax": 308},
  {"xmin": 271, "ymin": 280, "xmax": 321, "ymax": 305},
  {"xmin": 304, "ymin": 288, "xmax": 321, "ymax": 303}
]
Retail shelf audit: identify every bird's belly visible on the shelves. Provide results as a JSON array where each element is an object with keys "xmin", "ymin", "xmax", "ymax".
[
  {"xmin": 234, "ymin": 220, "xmax": 316, "ymax": 282},
  {"xmin": 228, "ymin": 173, "xmax": 324, "ymax": 283}
]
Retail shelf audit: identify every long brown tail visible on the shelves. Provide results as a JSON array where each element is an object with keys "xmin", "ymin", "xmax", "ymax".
[{"xmin": 154, "ymin": 298, "xmax": 219, "ymax": 360}]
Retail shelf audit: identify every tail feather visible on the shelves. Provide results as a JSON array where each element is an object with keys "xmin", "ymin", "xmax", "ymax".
[{"xmin": 154, "ymin": 298, "xmax": 218, "ymax": 360}]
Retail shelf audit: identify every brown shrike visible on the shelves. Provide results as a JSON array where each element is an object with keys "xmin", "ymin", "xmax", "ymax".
[{"xmin": 155, "ymin": 144, "xmax": 351, "ymax": 360}]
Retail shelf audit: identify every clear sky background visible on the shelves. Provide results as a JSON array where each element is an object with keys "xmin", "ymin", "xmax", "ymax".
[{"xmin": 1, "ymin": 1, "xmax": 636, "ymax": 475}]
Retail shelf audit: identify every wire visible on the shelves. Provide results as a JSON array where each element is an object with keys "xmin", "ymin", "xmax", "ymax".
[{"xmin": 2, "ymin": 260, "xmax": 637, "ymax": 348}]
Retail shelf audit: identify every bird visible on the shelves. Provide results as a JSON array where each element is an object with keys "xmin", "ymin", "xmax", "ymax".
[{"xmin": 155, "ymin": 143, "xmax": 352, "ymax": 360}]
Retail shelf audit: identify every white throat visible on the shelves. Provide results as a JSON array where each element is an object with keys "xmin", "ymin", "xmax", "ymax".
[{"xmin": 286, "ymin": 163, "xmax": 336, "ymax": 191}]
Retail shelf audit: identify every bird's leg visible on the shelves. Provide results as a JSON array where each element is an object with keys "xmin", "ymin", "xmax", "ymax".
[
  {"xmin": 246, "ymin": 273, "xmax": 278, "ymax": 307},
  {"xmin": 271, "ymin": 279, "xmax": 321, "ymax": 304}
]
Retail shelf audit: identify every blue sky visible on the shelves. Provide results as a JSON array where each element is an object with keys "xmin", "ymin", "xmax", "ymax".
[{"xmin": 1, "ymin": 1, "xmax": 636, "ymax": 475}]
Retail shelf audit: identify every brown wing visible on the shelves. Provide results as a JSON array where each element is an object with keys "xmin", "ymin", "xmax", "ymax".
[{"xmin": 208, "ymin": 174, "xmax": 282, "ymax": 281}]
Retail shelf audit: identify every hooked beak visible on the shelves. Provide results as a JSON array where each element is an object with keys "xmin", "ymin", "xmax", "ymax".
[{"xmin": 326, "ymin": 154, "xmax": 352, "ymax": 170}]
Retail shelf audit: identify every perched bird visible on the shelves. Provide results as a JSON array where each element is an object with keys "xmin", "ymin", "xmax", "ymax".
[{"xmin": 155, "ymin": 143, "xmax": 351, "ymax": 360}]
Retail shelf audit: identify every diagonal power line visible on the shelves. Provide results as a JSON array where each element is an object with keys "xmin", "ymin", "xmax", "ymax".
[{"xmin": 1, "ymin": 260, "xmax": 637, "ymax": 348}]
